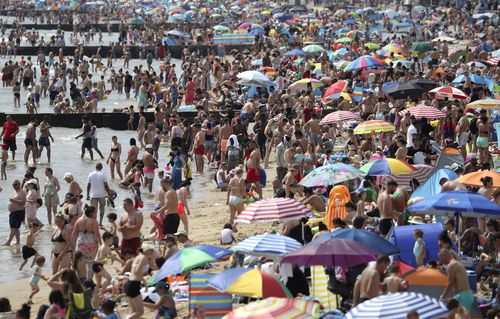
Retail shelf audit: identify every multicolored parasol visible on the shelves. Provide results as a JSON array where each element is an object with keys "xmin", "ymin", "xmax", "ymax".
[
  {"xmin": 289, "ymin": 78, "xmax": 324, "ymax": 92},
  {"xmin": 360, "ymin": 158, "xmax": 416, "ymax": 176},
  {"xmin": 299, "ymin": 163, "xmax": 364, "ymax": 187},
  {"xmin": 429, "ymin": 86, "xmax": 468, "ymax": 100},
  {"xmin": 344, "ymin": 55, "xmax": 387, "ymax": 72},
  {"xmin": 208, "ymin": 268, "xmax": 292, "ymax": 298},
  {"xmin": 353, "ymin": 120, "xmax": 395, "ymax": 134},
  {"xmin": 223, "ymin": 298, "xmax": 320, "ymax": 319},
  {"xmin": 466, "ymin": 99, "xmax": 500, "ymax": 110}
]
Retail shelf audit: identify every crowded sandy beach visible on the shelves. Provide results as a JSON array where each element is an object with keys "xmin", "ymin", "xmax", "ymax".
[{"xmin": 0, "ymin": 0, "xmax": 499, "ymax": 318}]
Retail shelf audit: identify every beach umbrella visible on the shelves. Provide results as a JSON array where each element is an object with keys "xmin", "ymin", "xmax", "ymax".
[
  {"xmin": 386, "ymin": 82, "xmax": 427, "ymax": 100},
  {"xmin": 302, "ymin": 44, "xmax": 325, "ymax": 53},
  {"xmin": 364, "ymin": 42, "xmax": 381, "ymax": 50},
  {"xmin": 151, "ymin": 245, "xmax": 232, "ymax": 283},
  {"xmin": 455, "ymin": 170, "xmax": 500, "ymax": 187},
  {"xmin": 381, "ymin": 44, "xmax": 402, "ymax": 54},
  {"xmin": 232, "ymin": 233, "xmax": 302, "ymax": 256},
  {"xmin": 407, "ymin": 78, "xmax": 439, "ymax": 91},
  {"xmin": 289, "ymin": 78, "xmax": 324, "ymax": 92},
  {"xmin": 281, "ymin": 238, "xmax": 377, "ymax": 267},
  {"xmin": 238, "ymin": 22, "xmax": 251, "ymax": 29},
  {"xmin": 486, "ymin": 57, "xmax": 500, "ymax": 67},
  {"xmin": 299, "ymin": 163, "xmax": 364, "ymax": 187},
  {"xmin": 222, "ymin": 297, "xmax": 319, "ymax": 319},
  {"xmin": 452, "ymin": 73, "xmax": 487, "ymax": 85},
  {"xmin": 344, "ymin": 55, "xmax": 387, "ymax": 72},
  {"xmin": 466, "ymin": 99, "xmax": 500, "ymax": 110},
  {"xmin": 236, "ymin": 70, "xmax": 270, "ymax": 86},
  {"xmin": 284, "ymin": 49, "xmax": 307, "ymax": 56},
  {"xmin": 250, "ymin": 59, "xmax": 262, "ymax": 66},
  {"xmin": 429, "ymin": 86, "xmax": 468, "ymax": 100},
  {"xmin": 390, "ymin": 59, "xmax": 412, "ymax": 68},
  {"xmin": 319, "ymin": 110, "xmax": 360, "ymax": 125},
  {"xmin": 345, "ymin": 292, "xmax": 448, "ymax": 319},
  {"xmin": 347, "ymin": 30, "xmax": 363, "ymax": 39},
  {"xmin": 322, "ymin": 80, "xmax": 348, "ymax": 101},
  {"xmin": 410, "ymin": 169, "xmax": 459, "ymax": 201},
  {"xmin": 407, "ymin": 191, "xmax": 500, "ymax": 218},
  {"xmin": 235, "ymin": 198, "xmax": 313, "ymax": 224},
  {"xmin": 432, "ymin": 35, "xmax": 456, "ymax": 43},
  {"xmin": 335, "ymin": 36, "xmax": 353, "ymax": 44},
  {"xmin": 250, "ymin": 23, "xmax": 264, "ymax": 29},
  {"xmin": 213, "ymin": 25, "xmax": 230, "ymax": 32},
  {"xmin": 398, "ymin": 105, "xmax": 446, "ymax": 119},
  {"xmin": 360, "ymin": 158, "xmax": 416, "ymax": 176},
  {"xmin": 323, "ymin": 92, "xmax": 352, "ymax": 102},
  {"xmin": 336, "ymin": 27, "xmax": 350, "ymax": 35},
  {"xmin": 249, "ymin": 28, "xmax": 266, "ymax": 36},
  {"xmin": 208, "ymin": 268, "xmax": 292, "ymax": 298},
  {"xmin": 467, "ymin": 60, "xmax": 488, "ymax": 68},
  {"xmin": 313, "ymin": 228, "xmax": 400, "ymax": 255},
  {"xmin": 401, "ymin": 268, "xmax": 448, "ymax": 299},
  {"xmin": 410, "ymin": 41, "xmax": 433, "ymax": 52},
  {"xmin": 478, "ymin": 42, "xmax": 493, "ymax": 52},
  {"xmin": 353, "ymin": 120, "xmax": 395, "ymax": 134}
]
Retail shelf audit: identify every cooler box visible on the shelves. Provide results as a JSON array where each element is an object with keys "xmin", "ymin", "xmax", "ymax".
[{"xmin": 388, "ymin": 223, "xmax": 444, "ymax": 268}]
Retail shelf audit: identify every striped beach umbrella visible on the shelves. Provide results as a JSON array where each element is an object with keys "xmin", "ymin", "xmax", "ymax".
[
  {"xmin": 384, "ymin": 164, "xmax": 436, "ymax": 188},
  {"xmin": 223, "ymin": 298, "xmax": 320, "ymax": 319},
  {"xmin": 235, "ymin": 198, "xmax": 313, "ymax": 223},
  {"xmin": 353, "ymin": 120, "xmax": 395, "ymax": 134},
  {"xmin": 289, "ymin": 78, "xmax": 324, "ymax": 92},
  {"xmin": 346, "ymin": 292, "xmax": 448, "ymax": 319},
  {"xmin": 398, "ymin": 105, "xmax": 446, "ymax": 119},
  {"xmin": 320, "ymin": 110, "xmax": 360, "ymax": 124},
  {"xmin": 429, "ymin": 86, "xmax": 468, "ymax": 100},
  {"xmin": 344, "ymin": 55, "xmax": 387, "ymax": 72},
  {"xmin": 151, "ymin": 245, "xmax": 232, "ymax": 283},
  {"xmin": 208, "ymin": 268, "xmax": 292, "ymax": 298},
  {"xmin": 232, "ymin": 233, "xmax": 302, "ymax": 256},
  {"xmin": 467, "ymin": 99, "xmax": 500, "ymax": 110},
  {"xmin": 360, "ymin": 158, "xmax": 416, "ymax": 176}
]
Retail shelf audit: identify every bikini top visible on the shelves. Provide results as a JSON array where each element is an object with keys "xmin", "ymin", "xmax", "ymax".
[{"xmin": 52, "ymin": 231, "xmax": 65, "ymax": 243}]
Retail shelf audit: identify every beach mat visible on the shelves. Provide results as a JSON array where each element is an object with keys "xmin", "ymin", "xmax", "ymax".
[{"xmin": 189, "ymin": 274, "xmax": 233, "ymax": 319}]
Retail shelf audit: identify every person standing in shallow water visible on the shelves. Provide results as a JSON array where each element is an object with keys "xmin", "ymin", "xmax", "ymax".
[
  {"xmin": 75, "ymin": 117, "xmax": 93, "ymax": 160},
  {"xmin": 3, "ymin": 179, "xmax": 26, "ymax": 246},
  {"xmin": 38, "ymin": 115, "xmax": 54, "ymax": 163},
  {"xmin": 43, "ymin": 167, "xmax": 60, "ymax": 225},
  {"xmin": 107, "ymin": 135, "xmax": 123, "ymax": 180}
]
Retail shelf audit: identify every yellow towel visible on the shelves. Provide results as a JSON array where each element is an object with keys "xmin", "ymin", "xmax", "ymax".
[{"xmin": 311, "ymin": 266, "xmax": 337, "ymax": 309}]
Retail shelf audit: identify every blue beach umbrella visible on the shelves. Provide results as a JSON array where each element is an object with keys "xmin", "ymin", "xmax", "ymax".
[
  {"xmin": 452, "ymin": 73, "xmax": 487, "ymax": 85},
  {"xmin": 407, "ymin": 191, "xmax": 500, "ymax": 218},
  {"xmin": 284, "ymin": 49, "xmax": 307, "ymax": 56},
  {"xmin": 313, "ymin": 228, "xmax": 400, "ymax": 255}
]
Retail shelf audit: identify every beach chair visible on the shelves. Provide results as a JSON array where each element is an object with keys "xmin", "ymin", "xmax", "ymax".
[{"xmin": 189, "ymin": 274, "xmax": 233, "ymax": 319}]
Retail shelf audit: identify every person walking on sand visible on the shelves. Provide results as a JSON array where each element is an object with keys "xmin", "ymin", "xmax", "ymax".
[
  {"xmin": 246, "ymin": 140, "xmax": 262, "ymax": 199},
  {"xmin": 157, "ymin": 178, "xmax": 180, "ymax": 236},
  {"xmin": 118, "ymin": 198, "xmax": 144, "ymax": 254},
  {"xmin": 87, "ymin": 163, "xmax": 111, "ymax": 225},
  {"xmin": 3, "ymin": 179, "xmax": 26, "ymax": 246},
  {"xmin": 439, "ymin": 249, "xmax": 474, "ymax": 313},
  {"xmin": 38, "ymin": 115, "xmax": 54, "ymax": 163},
  {"xmin": 142, "ymin": 144, "xmax": 157, "ymax": 193}
]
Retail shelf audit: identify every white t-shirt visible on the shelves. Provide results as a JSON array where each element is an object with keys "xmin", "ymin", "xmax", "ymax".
[
  {"xmin": 220, "ymin": 228, "xmax": 234, "ymax": 244},
  {"xmin": 87, "ymin": 170, "xmax": 108, "ymax": 198},
  {"xmin": 407, "ymin": 124, "xmax": 417, "ymax": 148}
]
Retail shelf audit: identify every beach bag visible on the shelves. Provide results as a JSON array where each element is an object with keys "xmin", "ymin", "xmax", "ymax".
[{"xmin": 66, "ymin": 289, "xmax": 94, "ymax": 319}]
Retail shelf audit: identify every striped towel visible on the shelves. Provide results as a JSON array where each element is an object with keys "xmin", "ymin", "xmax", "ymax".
[
  {"xmin": 189, "ymin": 274, "xmax": 232, "ymax": 319},
  {"xmin": 311, "ymin": 266, "xmax": 337, "ymax": 309}
]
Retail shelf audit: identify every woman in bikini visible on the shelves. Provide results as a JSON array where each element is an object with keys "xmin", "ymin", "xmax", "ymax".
[
  {"xmin": 226, "ymin": 167, "xmax": 246, "ymax": 231},
  {"xmin": 71, "ymin": 205, "xmax": 101, "ymax": 278},
  {"xmin": 51, "ymin": 214, "xmax": 71, "ymax": 274},
  {"xmin": 107, "ymin": 136, "xmax": 123, "ymax": 180},
  {"xmin": 177, "ymin": 180, "xmax": 191, "ymax": 235},
  {"xmin": 477, "ymin": 116, "xmax": 490, "ymax": 164},
  {"xmin": 43, "ymin": 168, "xmax": 61, "ymax": 225}
]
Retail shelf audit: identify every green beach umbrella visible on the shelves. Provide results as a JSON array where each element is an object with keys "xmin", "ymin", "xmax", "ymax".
[
  {"xmin": 364, "ymin": 42, "xmax": 380, "ymax": 50},
  {"xmin": 336, "ymin": 37, "xmax": 353, "ymax": 44},
  {"xmin": 302, "ymin": 44, "xmax": 325, "ymax": 53},
  {"xmin": 213, "ymin": 25, "xmax": 230, "ymax": 32}
]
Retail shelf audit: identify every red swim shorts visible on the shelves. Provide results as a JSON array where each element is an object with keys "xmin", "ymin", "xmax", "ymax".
[
  {"xmin": 246, "ymin": 168, "xmax": 259, "ymax": 183},
  {"xmin": 194, "ymin": 144, "xmax": 205, "ymax": 155}
]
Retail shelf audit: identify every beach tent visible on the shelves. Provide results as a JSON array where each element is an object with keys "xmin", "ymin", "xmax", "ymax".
[
  {"xmin": 388, "ymin": 223, "xmax": 443, "ymax": 268},
  {"xmin": 189, "ymin": 274, "xmax": 232, "ymax": 319},
  {"xmin": 435, "ymin": 147, "xmax": 464, "ymax": 169},
  {"xmin": 410, "ymin": 169, "xmax": 459, "ymax": 200}
]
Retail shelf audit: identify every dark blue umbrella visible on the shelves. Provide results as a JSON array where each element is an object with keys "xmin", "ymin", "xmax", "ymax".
[
  {"xmin": 313, "ymin": 228, "xmax": 400, "ymax": 255},
  {"xmin": 249, "ymin": 28, "xmax": 266, "ymax": 36},
  {"xmin": 284, "ymin": 49, "xmax": 307, "ymax": 56},
  {"xmin": 345, "ymin": 19, "xmax": 356, "ymax": 25},
  {"xmin": 407, "ymin": 191, "xmax": 500, "ymax": 218}
]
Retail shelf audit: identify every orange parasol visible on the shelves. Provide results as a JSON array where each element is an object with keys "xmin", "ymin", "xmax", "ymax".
[{"xmin": 455, "ymin": 170, "xmax": 500, "ymax": 188}]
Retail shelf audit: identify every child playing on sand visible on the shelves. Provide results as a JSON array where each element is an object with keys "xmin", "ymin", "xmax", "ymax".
[
  {"xmin": 100, "ymin": 212, "xmax": 119, "ymax": 250},
  {"xmin": 101, "ymin": 299, "xmax": 119, "ymax": 319},
  {"xmin": 413, "ymin": 229, "xmax": 426, "ymax": 266},
  {"xmin": 383, "ymin": 265, "xmax": 404, "ymax": 293},
  {"xmin": 91, "ymin": 232, "xmax": 123, "ymax": 296},
  {"xmin": 220, "ymin": 223, "xmax": 236, "ymax": 245},
  {"xmin": 106, "ymin": 188, "xmax": 117, "ymax": 208},
  {"xmin": 20, "ymin": 223, "xmax": 42, "ymax": 271},
  {"xmin": 28, "ymin": 255, "xmax": 46, "ymax": 304},
  {"xmin": 1, "ymin": 143, "xmax": 8, "ymax": 180}
]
